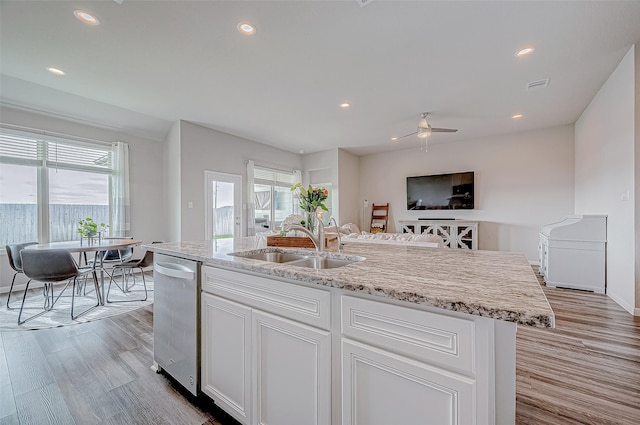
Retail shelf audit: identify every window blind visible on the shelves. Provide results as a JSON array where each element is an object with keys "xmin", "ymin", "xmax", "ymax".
[
  {"xmin": 253, "ymin": 166, "xmax": 295, "ymax": 187},
  {"xmin": 0, "ymin": 130, "xmax": 112, "ymax": 173}
]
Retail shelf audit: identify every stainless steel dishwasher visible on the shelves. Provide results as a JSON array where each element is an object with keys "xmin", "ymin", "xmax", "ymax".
[{"xmin": 152, "ymin": 253, "xmax": 200, "ymax": 396}]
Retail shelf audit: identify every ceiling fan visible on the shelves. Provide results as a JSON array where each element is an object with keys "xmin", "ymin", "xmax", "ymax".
[{"xmin": 394, "ymin": 113, "xmax": 458, "ymax": 151}]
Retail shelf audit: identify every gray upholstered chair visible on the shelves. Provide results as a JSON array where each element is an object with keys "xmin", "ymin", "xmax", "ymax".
[
  {"xmin": 5, "ymin": 242, "xmax": 38, "ymax": 309},
  {"xmin": 19, "ymin": 249, "xmax": 100, "ymax": 324},
  {"xmin": 106, "ymin": 241, "xmax": 162, "ymax": 303}
]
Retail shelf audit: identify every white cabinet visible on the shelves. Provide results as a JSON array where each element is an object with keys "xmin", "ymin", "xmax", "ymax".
[
  {"xmin": 202, "ymin": 266, "xmax": 515, "ymax": 425},
  {"xmin": 201, "ymin": 293, "xmax": 252, "ymax": 425},
  {"xmin": 342, "ymin": 339, "xmax": 475, "ymax": 425},
  {"xmin": 201, "ymin": 266, "xmax": 331, "ymax": 425},
  {"xmin": 539, "ymin": 215, "xmax": 607, "ymax": 293},
  {"xmin": 253, "ymin": 310, "xmax": 331, "ymax": 425},
  {"xmin": 340, "ymin": 295, "xmax": 494, "ymax": 425},
  {"xmin": 399, "ymin": 220, "xmax": 479, "ymax": 249}
]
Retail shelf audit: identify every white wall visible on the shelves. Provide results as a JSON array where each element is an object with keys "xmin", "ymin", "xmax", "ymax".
[
  {"xmin": 178, "ymin": 121, "xmax": 302, "ymax": 241},
  {"xmin": 164, "ymin": 121, "xmax": 181, "ymax": 242},
  {"xmin": 358, "ymin": 125, "xmax": 575, "ymax": 261},
  {"xmin": 0, "ymin": 105, "xmax": 165, "ymax": 292},
  {"xmin": 635, "ymin": 45, "xmax": 640, "ymax": 314},
  {"xmin": 338, "ymin": 148, "xmax": 360, "ymax": 227},
  {"xmin": 575, "ymin": 45, "xmax": 637, "ymax": 314}
]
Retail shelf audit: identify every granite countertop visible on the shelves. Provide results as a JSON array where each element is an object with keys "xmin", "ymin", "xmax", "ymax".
[{"xmin": 145, "ymin": 238, "xmax": 555, "ymax": 328}]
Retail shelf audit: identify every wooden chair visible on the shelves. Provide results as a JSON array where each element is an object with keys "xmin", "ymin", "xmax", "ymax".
[{"xmin": 370, "ymin": 203, "xmax": 389, "ymax": 233}]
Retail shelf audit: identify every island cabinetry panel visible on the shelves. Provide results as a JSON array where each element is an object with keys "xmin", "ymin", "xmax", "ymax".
[
  {"xmin": 398, "ymin": 220, "xmax": 479, "ymax": 250},
  {"xmin": 340, "ymin": 295, "xmax": 488, "ymax": 424},
  {"xmin": 342, "ymin": 339, "xmax": 475, "ymax": 425},
  {"xmin": 252, "ymin": 310, "xmax": 331, "ymax": 425},
  {"xmin": 201, "ymin": 293, "xmax": 252, "ymax": 425},
  {"xmin": 202, "ymin": 266, "xmax": 330, "ymax": 330},
  {"xmin": 341, "ymin": 295, "xmax": 476, "ymax": 375},
  {"xmin": 201, "ymin": 266, "xmax": 331, "ymax": 425}
]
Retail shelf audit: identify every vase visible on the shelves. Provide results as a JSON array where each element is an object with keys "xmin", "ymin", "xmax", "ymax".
[{"xmin": 304, "ymin": 210, "xmax": 317, "ymax": 233}]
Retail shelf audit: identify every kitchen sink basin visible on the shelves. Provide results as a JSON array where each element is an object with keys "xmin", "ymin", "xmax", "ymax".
[
  {"xmin": 231, "ymin": 251, "xmax": 308, "ymax": 263},
  {"xmin": 287, "ymin": 256, "xmax": 356, "ymax": 269},
  {"xmin": 230, "ymin": 248, "xmax": 365, "ymax": 270}
]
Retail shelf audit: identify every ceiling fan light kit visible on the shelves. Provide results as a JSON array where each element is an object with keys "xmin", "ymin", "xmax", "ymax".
[{"xmin": 394, "ymin": 113, "xmax": 457, "ymax": 150}]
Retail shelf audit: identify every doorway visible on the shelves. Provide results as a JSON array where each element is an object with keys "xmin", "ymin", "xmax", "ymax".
[{"xmin": 204, "ymin": 171, "xmax": 242, "ymax": 240}]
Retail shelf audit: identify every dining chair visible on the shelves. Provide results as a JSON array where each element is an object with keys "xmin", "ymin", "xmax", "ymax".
[
  {"xmin": 5, "ymin": 242, "xmax": 38, "ymax": 309},
  {"xmin": 18, "ymin": 249, "xmax": 100, "ymax": 324},
  {"xmin": 79, "ymin": 236, "xmax": 134, "ymax": 296},
  {"xmin": 106, "ymin": 241, "xmax": 163, "ymax": 303}
]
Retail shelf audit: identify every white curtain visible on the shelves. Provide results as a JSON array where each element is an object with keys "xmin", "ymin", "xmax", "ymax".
[
  {"xmin": 247, "ymin": 160, "xmax": 256, "ymax": 236},
  {"xmin": 112, "ymin": 142, "xmax": 131, "ymax": 237},
  {"xmin": 292, "ymin": 169, "xmax": 302, "ymax": 215}
]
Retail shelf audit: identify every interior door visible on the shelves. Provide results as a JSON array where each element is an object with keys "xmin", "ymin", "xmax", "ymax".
[{"xmin": 205, "ymin": 171, "xmax": 242, "ymax": 239}]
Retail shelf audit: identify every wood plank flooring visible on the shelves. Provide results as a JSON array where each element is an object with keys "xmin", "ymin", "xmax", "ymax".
[
  {"xmin": 516, "ymin": 276, "xmax": 640, "ymax": 425},
  {"xmin": 1, "ymin": 274, "xmax": 639, "ymax": 424}
]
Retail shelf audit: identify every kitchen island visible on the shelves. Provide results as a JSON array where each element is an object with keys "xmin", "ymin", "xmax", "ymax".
[{"xmin": 146, "ymin": 238, "xmax": 554, "ymax": 425}]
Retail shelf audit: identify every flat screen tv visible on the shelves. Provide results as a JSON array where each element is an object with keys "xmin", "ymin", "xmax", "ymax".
[{"xmin": 406, "ymin": 171, "xmax": 474, "ymax": 210}]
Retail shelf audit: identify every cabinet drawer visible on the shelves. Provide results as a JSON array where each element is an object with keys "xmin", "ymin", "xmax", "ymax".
[
  {"xmin": 202, "ymin": 266, "xmax": 331, "ymax": 330},
  {"xmin": 341, "ymin": 296, "xmax": 476, "ymax": 375}
]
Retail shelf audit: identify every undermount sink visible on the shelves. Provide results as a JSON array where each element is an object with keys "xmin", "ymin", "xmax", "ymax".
[
  {"xmin": 286, "ymin": 256, "xmax": 355, "ymax": 269},
  {"xmin": 230, "ymin": 248, "xmax": 364, "ymax": 269},
  {"xmin": 235, "ymin": 251, "xmax": 308, "ymax": 263}
]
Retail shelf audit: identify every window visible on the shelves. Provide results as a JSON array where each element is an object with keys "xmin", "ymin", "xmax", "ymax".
[
  {"xmin": 253, "ymin": 166, "xmax": 296, "ymax": 231},
  {"xmin": 0, "ymin": 129, "xmax": 114, "ymax": 245}
]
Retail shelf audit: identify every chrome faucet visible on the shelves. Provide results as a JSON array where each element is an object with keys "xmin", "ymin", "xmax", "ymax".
[
  {"xmin": 328, "ymin": 217, "xmax": 343, "ymax": 253},
  {"xmin": 282, "ymin": 217, "xmax": 325, "ymax": 253}
]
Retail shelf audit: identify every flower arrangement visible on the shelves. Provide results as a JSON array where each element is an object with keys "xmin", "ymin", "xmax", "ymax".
[
  {"xmin": 291, "ymin": 183, "xmax": 329, "ymax": 213},
  {"xmin": 290, "ymin": 183, "xmax": 329, "ymax": 232},
  {"xmin": 77, "ymin": 217, "xmax": 109, "ymax": 237}
]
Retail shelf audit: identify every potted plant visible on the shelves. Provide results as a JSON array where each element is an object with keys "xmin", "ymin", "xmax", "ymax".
[{"xmin": 78, "ymin": 218, "xmax": 108, "ymax": 244}]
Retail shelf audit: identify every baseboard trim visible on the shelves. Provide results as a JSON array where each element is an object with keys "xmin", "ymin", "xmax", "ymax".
[
  {"xmin": 607, "ymin": 291, "xmax": 634, "ymax": 315},
  {"xmin": 528, "ymin": 260, "xmax": 540, "ymax": 266}
]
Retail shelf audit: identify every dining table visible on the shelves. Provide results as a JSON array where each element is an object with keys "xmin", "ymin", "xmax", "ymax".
[{"xmin": 24, "ymin": 238, "xmax": 143, "ymax": 305}]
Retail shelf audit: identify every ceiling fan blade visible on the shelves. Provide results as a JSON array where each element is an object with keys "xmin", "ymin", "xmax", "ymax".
[
  {"xmin": 394, "ymin": 131, "xmax": 418, "ymax": 140},
  {"xmin": 430, "ymin": 128, "xmax": 458, "ymax": 133}
]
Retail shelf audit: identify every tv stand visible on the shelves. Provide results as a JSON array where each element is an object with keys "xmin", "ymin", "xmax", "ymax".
[{"xmin": 398, "ymin": 220, "xmax": 478, "ymax": 250}]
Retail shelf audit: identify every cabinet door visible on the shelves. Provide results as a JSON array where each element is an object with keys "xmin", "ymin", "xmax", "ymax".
[
  {"xmin": 252, "ymin": 310, "xmax": 331, "ymax": 425},
  {"xmin": 342, "ymin": 339, "xmax": 475, "ymax": 425},
  {"xmin": 201, "ymin": 293, "xmax": 252, "ymax": 425}
]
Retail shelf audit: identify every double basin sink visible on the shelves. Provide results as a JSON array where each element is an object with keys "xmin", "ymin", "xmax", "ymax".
[{"xmin": 230, "ymin": 248, "xmax": 364, "ymax": 270}]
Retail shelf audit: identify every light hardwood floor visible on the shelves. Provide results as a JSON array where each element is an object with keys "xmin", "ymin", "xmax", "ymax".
[{"xmin": 1, "ymin": 275, "xmax": 639, "ymax": 424}]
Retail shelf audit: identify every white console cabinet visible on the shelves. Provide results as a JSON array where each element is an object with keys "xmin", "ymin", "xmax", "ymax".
[
  {"xmin": 399, "ymin": 220, "xmax": 479, "ymax": 250},
  {"xmin": 539, "ymin": 215, "xmax": 607, "ymax": 293}
]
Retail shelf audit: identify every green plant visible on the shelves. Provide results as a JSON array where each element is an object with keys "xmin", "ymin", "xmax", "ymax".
[{"xmin": 77, "ymin": 217, "xmax": 108, "ymax": 237}]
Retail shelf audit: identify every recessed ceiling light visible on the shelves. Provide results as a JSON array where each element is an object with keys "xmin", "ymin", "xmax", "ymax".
[
  {"xmin": 237, "ymin": 22, "xmax": 256, "ymax": 35},
  {"xmin": 512, "ymin": 114, "xmax": 523, "ymax": 119},
  {"xmin": 391, "ymin": 137, "xmax": 398, "ymax": 141},
  {"xmin": 516, "ymin": 46, "xmax": 535, "ymax": 57},
  {"xmin": 73, "ymin": 9, "xmax": 100, "ymax": 25},
  {"xmin": 46, "ymin": 67, "xmax": 65, "ymax": 76},
  {"xmin": 340, "ymin": 102, "xmax": 350, "ymax": 109}
]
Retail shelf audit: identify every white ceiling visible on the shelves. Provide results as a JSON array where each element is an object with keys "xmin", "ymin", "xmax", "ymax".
[{"xmin": 1, "ymin": 0, "xmax": 640, "ymax": 155}]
